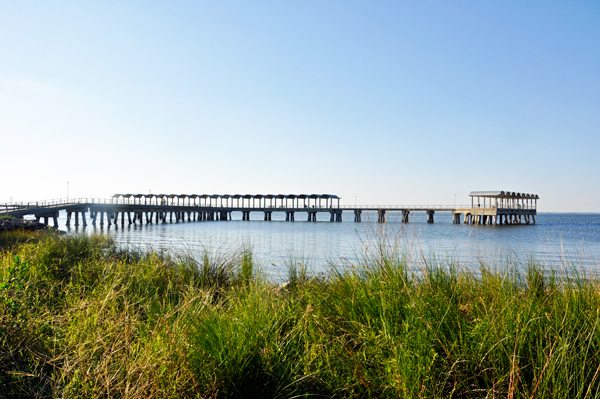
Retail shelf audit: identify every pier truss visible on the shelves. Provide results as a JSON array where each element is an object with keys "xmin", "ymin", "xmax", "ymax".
[{"xmin": 1, "ymin": 191, "xmax": 538, "ymax": 228}]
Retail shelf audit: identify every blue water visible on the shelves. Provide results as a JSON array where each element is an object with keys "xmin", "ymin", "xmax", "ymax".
[{"xmin": 60, "ymin": 211, "xmax": 600, "ymax": 280}]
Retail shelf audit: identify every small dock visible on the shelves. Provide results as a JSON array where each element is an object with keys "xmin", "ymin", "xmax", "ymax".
[{"xmin": 0, "ymin": 191, "xmax": 538, "ymax": 228}]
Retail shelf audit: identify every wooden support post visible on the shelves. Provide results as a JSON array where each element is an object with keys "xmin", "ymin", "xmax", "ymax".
[
  {"xmin": 81, "ymin": 211, "xmax": 87, "ymax": 227},
  {"xmin": 426, "ymin": 210, "xmax": 434, "ymax": 224},
  {"xmin": 402, "ymin": 210, "xmax": 409, "ymax": 223},
  {"xmin": 53, "ymin": 216, "xmax": 58, "ymax": 228},
  {"xmin": 74, "ymin": 212, "xmax": 79, "ymax": 226}
]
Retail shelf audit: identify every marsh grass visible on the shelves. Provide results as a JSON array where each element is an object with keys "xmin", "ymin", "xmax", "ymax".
[{"xmin": 1, "ymin": 230, "xmax": 600, "ymax": 398}]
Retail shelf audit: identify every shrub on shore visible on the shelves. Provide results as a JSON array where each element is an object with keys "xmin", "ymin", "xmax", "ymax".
[{"xmin": 1, "ymin": 230, "xmax": 600, "ymax": 398}]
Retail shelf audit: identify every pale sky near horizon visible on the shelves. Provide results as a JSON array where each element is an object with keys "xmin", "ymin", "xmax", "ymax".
[{"xmin": 1, "ymin": 1, "xmax": 599, "ymax": 211}]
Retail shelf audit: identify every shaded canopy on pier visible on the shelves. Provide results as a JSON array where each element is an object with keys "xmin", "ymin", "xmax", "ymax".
[
  {"xmin": 468, "ymin": 191, "xmax": 539, "ymax": 210},
  {"xmin": 469, "ymin": 191, "xmax": 539, "ymax": 199},
  {"xmin": 112, "ymin": 194, "xmax": 340, "ymax": 200},
  {"xmin": 111, "ymin": 194, "xmax": 341, "ymax": 207}
]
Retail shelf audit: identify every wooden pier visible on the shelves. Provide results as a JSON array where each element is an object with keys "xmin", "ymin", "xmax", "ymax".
[
  {"xmin": 452, "ymin": 191, "xmax": 539, "ymax": 225},
  {"xmin": 0, "ymin": 191, "xmax": 538, "ymax": 228}
]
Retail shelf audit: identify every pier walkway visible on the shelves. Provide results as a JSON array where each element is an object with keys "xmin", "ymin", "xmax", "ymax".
[{"xmin": 1, "ymin": 191, "xmax": 538, "ymax": 228}]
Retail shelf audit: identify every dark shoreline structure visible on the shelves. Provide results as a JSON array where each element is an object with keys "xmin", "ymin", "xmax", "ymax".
[
  {"xmin": 1, "ymin": 190, "xmax": 538, "ymax": 228},
  {"xmin": 1, "ymin": 229, "xmax": 599, "ymax": 398},
  {"xmin": 0, "ymin": 217, "xmax": 49, "ymax": 232}
]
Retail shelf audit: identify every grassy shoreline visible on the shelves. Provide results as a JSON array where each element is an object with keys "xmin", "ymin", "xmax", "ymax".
[{"xmin": 2, "ymin": 230, "xmax": 600, "ymax": 398}]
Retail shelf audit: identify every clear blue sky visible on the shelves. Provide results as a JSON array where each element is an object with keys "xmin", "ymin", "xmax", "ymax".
[{"xmin": 1, "ymin": 1, "xmax": 599, "ymax": 211}]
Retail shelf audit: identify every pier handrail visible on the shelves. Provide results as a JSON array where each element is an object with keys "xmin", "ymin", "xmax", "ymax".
[{"xmin": 1, "ymin": 198, "xmax": 537, "ymax": 211}]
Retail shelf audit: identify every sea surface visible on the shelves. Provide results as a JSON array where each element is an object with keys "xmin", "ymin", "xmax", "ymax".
[{"xmin": 59, "ymin": 211, "xmax": 600, "ymax": 280}]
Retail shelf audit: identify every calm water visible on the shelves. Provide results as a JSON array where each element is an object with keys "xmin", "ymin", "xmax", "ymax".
[{"xmin": 59, "ymin": 211, "xmax": 600, "ymax": 280}]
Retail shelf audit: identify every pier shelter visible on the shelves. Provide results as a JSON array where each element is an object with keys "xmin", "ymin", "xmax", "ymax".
[{"xmin": 452, "ymin": 191, "xmax": 539, "ymax": 225}]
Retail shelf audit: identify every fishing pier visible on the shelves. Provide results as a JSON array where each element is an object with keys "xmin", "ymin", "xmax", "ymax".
[{"xmin": 1, "ymin": 191, "xmax": 538, "ymax": 228}]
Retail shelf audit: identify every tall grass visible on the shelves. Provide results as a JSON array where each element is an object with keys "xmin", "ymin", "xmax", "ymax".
[{"xmin": 1, "ymin": 230, "xmax": 600, "ymax": 398}]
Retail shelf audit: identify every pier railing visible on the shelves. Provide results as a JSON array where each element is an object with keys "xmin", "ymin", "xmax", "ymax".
[
  {"xmin": 1, "ymin": 197, "xmax": 115, "ymax": 211},
  {"xmin": 1, "ymin": 198, "xmax": 537, "ymax": 212}
]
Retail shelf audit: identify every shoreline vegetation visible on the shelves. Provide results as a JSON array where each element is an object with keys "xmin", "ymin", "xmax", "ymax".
[{"xmin": 2, "ymin": 229, "xmax": 600, "ymax": 398}]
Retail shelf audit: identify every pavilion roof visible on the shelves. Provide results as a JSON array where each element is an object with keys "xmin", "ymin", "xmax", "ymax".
[
  {"xmin": 469, "ymin": 191, "xmax": 539, "ymax": 199},
  {"xmin": 111, "ymin": 193, "xmax": 341, "ymax": 200}
]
